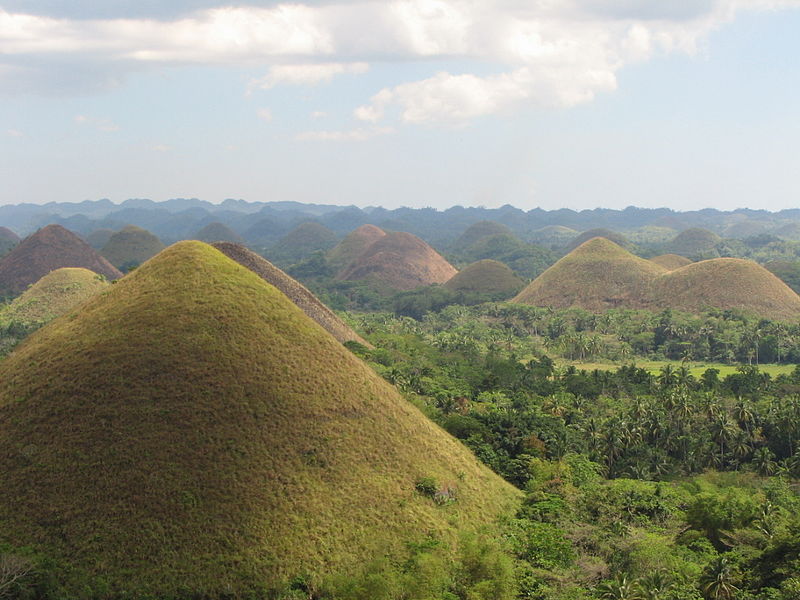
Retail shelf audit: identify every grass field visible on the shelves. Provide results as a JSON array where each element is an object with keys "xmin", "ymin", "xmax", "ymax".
[{"xmin": 556, "ymin": 359, "xmax": 796, "ymax": 377}]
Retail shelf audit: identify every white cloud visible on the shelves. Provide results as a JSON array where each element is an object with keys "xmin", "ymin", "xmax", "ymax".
[
  {"xmin": 6, "ymin": 128, "xmax": 23, "ymax": 137},
  {"xmin": 310, "ymin": 110, "xmax": 327, "ymax": 119},
  {"xmin": 295, "ymin": 126, "xmax": 394, "ymax": 142},
  {"xmin": 249, "ymin": 62, "xmax": 368, "ymax": 91},
  {"xmin": 153, "ymin": 144, "xmax": 171, "ymax": 152},
  {"xmin": 1, "ymin": 1, "xmax": 796, "ymax": 122},
  {"xmin": 257, "ymin": 107, "xmax": 273, "ymax": 121},
  {"xmin": 74, "ymin": 114, "xmax": 119, "ymax": 131}
]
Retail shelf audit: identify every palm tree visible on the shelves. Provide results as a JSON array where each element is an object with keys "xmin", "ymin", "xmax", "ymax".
[
  {"xmin": 700, "ymin": 556, "xmax": 739, "ymax": 600},
  {"xmin": 638, "ymin": 570, "xmax": 673, "ymax": 600},
  {"xmin": 596, "ymin": 574, "xmax": 641, "ymax": 600}
]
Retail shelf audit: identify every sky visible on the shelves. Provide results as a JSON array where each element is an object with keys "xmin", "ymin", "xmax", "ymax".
[{"xmin": 1, "ymin": 0, "xmax": 799, "ymax": 211}]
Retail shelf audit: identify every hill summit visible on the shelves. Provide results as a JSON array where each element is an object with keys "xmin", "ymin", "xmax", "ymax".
[
  {"xmin": 338, "ymin": 231, "xmax": 457, "ymax": 290},
  {"xmin": 0, "ymin": 224, "xmax": 122, "ymax": 296},
  {"xmin": 0, "ymin": 241, "xmax": 518, "ymax": 597},
  {"xmin": 100, "ymin": 225, "xmax": 165, "ymax": 270},
  {"xmin": 445, "ymin": 259, "xmax": 524, "ymax": 295},
  {"xmin": 327, "ymin": 224, "xmax": 386, "ymax": 272},
  {"xmin": 212, "ymin": 241, "xmax": 369, "ymax": 346}
]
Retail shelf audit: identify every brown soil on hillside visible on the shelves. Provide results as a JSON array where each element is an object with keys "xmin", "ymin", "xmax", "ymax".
[
  {"xmin": 650, "ymin": 254, "xmax": 693, "ymax": 270},
  {"xmin": 338, "ymin": 231, "xmax": 457, "ymax": 291},
  {"xmin": 0, "ymin": 224, "xmax": 122, "ymax": 296},
  {"xmin": 327, "ymin": 224, "xmax": 386, "ymax": 272}
]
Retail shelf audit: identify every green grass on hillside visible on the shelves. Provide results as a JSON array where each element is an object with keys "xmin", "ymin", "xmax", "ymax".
[{"xmin": 0, "ymin": 241, "xmax": 518, "ymax": 598}]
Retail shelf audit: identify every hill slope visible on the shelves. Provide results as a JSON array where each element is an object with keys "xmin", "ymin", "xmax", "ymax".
[
  {"xmin": 565, "ymin": 228, "xmax": 632, "ymax": 252},
  {"xmin": 0, "ymin": 224, "xmax": 122, "ymax": 296},
  {"xmin": 513, "ymin": 237, "xmax": 666, "ymax": 311},
  {"xmin": 268, "ymin": 221, "xmax": 338, "ymax": 265},
  {"xmin": 327, "ymin": 224, "xmax": 386, "ymax": 272},
  {"xmin": 453, "ymin": 221, "xmax": 513, "ymax": 250},
  {"xmin": 338, "ymin": 231, "xmax": 457, "ymax": 290},
  {"xmin": 0, "ymin": 226, "xmax": 19, "ymax": 255},
  {"xmin": 0, "ymin": 267, "xmax": 109, "ymax": 332},
  {"xmin": 445, "ymin": 259, "xmax": 524, "ymax": 295},
  {"xmin": 650, "ymin": 254, "xmax": 692, "ymax": 270},
  {"xmin": 0, "ymin": 241, "xmax": 518, "ymax": 597},
  {"xmin": 193, "ymin": 221, "xmax": 245, "ymax": 244},
  {"xmin": 212, "ymin": 241, "xmax": 369, "ymax": 346},
  {"xmin": 651, "ymin": 258, "xmax": 800, "ymax": 321},
  {"xmin": 666, "ymin": 228, "xmax": 721, "ymax": 258},
  {"xmin": 100, "ymin": 225, "xmax": 165, "ymax": 269}
]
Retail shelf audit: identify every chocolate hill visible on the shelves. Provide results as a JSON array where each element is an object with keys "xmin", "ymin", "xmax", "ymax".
[
  {"xmin": 513, "ymin": 238, "xmax": 665, "ymax": 311},
  {"xmin": 0, "ymin": 226, "xmax": 19, "ymax": 255},
  {"xmin": 327, "ymin": 224, "xmax": 386, "ymax": 272},
  {"xmin": 268, "ymin": 221, "xmax": 338, "ymax": 265},
  {"xmin": 453, "ymin": 221, "xmax": 513, "ymax": 250},
  {"xmin": 101, "ymin": 225, "xmax": 166, "ymax": 269},
  {"xmin": 0, "ymin": 224, "xmax": 122, "ymax": 296},
  {"xmin": 0, "ymin": 241, "xmax": 518, "ymax": 597},
  {"xmin": 338, "ymin": 231, "xmax": 458, "ymax": 291},
  {"xmin": 565, "ymin": 228, "xmax": 631, "ymax": 252},
  {"xmin": 650, "ymin": 254, "xmax": 693, "ymax": 270},
  {"xmin": 0, "ymin": 267, "xmax": 109, "ymax": 331},
  {"xmin": 514, "ymin": 238, "xmax": 800, "ymax": 321},
  {"xmin": 666, "ymin": 228, "xmax": 721, "ymax": 258},
  {"xmin": 193, "ymin": 221, "xmax": 244, "ymax": 244},
  {"xmin": 445, "ymin": 259, "xmax": 524, "ymax": 295},
  {"xmin": 85, "ymin": 228, "xmax": 115, "ymax": 249},
  {"xmin": 212, "ymin": 241, "xmax": 369, "ymax": 346}
]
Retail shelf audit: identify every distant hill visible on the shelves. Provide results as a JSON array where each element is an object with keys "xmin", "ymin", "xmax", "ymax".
[
  {"xmin": 773, "ymin": 222, "xmax": 800, "ymax": 241},
  {"xmin": 565, "ymin": 228, "xmax": 632, "ymax": 253},
  {"xmin": 101, "ymin": 225, "xmax": 166, "ymax": 270},
  {"xmin": 444, "ymin": 259, "xmax": 524, "ymax": 295},
  {"xmin": 242, "ymin": 216, "xmax": 285, "ymax": 245},
  {"xmin": 514, "ymin": 238, "xmax": 800, "ymax": 321},
  {"xmin": 529, "ymin": 225, "xmax": 578, "ymax": 248},
  {"xmin": 764, "ymin": 260, "xmax": 800, "ymax": 294},
  {"xmin": 193, "ymin": 221, "xmax": 244, "ymax": 244},
  {"xmin": 0, "ymin": 267, "xmax": 109, "ymax": 332},
  {"xmin": 513, "ymin": 237, "xmax": 665, "ymax": 311},
  {"xmin": 338, "ymin": 231, "xmax": 457, "ymax": 290},
  {"xmin": 650, "ymin": 254, "xmax": 693, "ymax": 270},
  {"xmin": 453, "ymin": 220, "xmax": 513, "ymax": 250},
  {"xmin": 84, "ymin": 228, "xmax": 115, "ymax": 250},
  {"xmin": 0, "ymin": 241, "xmax": 518, "ymax": 596},
  {"xmin": 268, "ymin": 221, "xmax": 339, "ymax": 266},
  {"xmin": 666, "ymin": 228, "xmax": 722, "ymax": 258},
  {"xmin": 460, "ymin": 233, "xmax": 556, "ymax": 280},
  {"xmin": 0, "ymin": 226, "xmax": 19, "ymax": 256},
  {"xmin": 0, "ymin": 224, "xmax": 122, "ymax": 297},
  {"xmin": 212, "ymin": 241, "xmax": 369, "ymax": 346},
  {"xmin": 327, "ymin": 224, "xmax": 386, "ymax": 272}
]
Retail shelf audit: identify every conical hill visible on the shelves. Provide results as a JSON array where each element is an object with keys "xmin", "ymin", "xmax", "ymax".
[
  {"xmin": 0, "ymin": 226, "xmax": 19, "ymax": 255},
  {"xmin": 0, "ymin": 241, "xmax": 519, "ymax": 597},
  {"xmin": 666, "ymin": 227, "xmax": 721, "ymax": 257},
  {"xmin": 0, "ymin": 267, "xmax": 109, "ymax": 331},
  {"xmin": 194, "ymin": 221, "xmax": 245, "ymax": 244},
  {"xmin": 327, "ymin": 224, "xmax": 386, "ymax": 272},
  {"xmin": 100, "ymin": 225, "xmax": 165, "ymax": 270},
  {"xmin": 512, "ymin": 237, "xmax": 666, "ymax": 311},
  {"xmin": 338, "ymin": 231, "xmax": 458, "ymax": 290},
  {"xmin": 650, "ymin": 254, "xmax": 692, "ymax": 270},
  {"xmin": 565, "ymin": 228, "xmax": 631, "ymax": 252},
  {"xmin": 650, "ymin": 258, "xmax": 800, "ymax": 321},
  {"xmin": 445, "ymin": 259, "xmax": 524, "ymax": 295},
  {"xmin": 212, "ymin": 241, "xmax": 369, "ymax": 346},
  {"xmin": 0, "ymin": 224, "xmax": 122, "ymax": 296},
  {"xmin": 453, "ymin": 221, "xmax": 513, "ymax": 250}
]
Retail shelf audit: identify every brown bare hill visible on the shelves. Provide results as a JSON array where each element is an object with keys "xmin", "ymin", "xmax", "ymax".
[
  {"xmin": 327, "ymin": 224, "xmax": 386, "ymax": 272},
  {"xmin": 512, "ymin": 237, "xmax": 666, "ymax": 311},
  {"xmin": 650, "ymin": 254, "xmax": 693, "ymax": 270},
  {"xmin": 193, "ymin": 221, "xmax": 244, "ymax": 244},
  {"xmin": 566, "ymin": 228, "xmax": 632, "ymax": 252},
  {"xmin": 0, "ymin": 241, "xmax": 519, "ymax": 597},
  {"xmin": 212, "ymin": 241, "xmax": 369, "ymax": 346},
  {"xmin": 100, "ymin": 225, "xmax": 165, "ymax": 270},
  {"xmin": 445, "ymin": 259, "xmax": 524, "ymax": 295},
  {"xmin": 0, "ymin": 224, "xmax": 122, "ymax": 297},
  {"xmin": 338, "ymin": 231, "xmax": 458, "ymax": 290},
  {"xmin": 651, "ymin": 258, "xmax": 800, "ymax": 321},
  {"xmin": 667, "ymin": 227, "xmax": 721, "ymax": 257}
]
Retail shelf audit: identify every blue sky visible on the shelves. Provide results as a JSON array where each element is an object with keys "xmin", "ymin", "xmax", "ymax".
[{"xmin": 1, "ymin": 0, "xmax": 799, "ymax": 210}]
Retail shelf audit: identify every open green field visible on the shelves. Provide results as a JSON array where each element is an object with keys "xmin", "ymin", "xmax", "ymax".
[{"xmin": 556, "ymin": 359, "xmax": 796, "ymax": 377}]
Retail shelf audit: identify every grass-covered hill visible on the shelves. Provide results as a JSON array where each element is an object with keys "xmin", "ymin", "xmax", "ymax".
[
  {"xmin": 444, "ymin": 259, "xmax": 524, "ymax": 295},
  {"xmin": 528, "ymin": 225, "xmax": 578, "ymax": 248},
  {"xmin": 565, "ymin": 228, "xmax": 632, "ymax": 253},
  {"xmin": 338, "ymin": 231, "xmax": 458, "ymax": 291},
  {"xmin": 0, "ymin": 241, "xmax": 519, "ymax": 598},
  {"xmin": 650, "ymin": 258, "xmax": 800, "ymax": 321},
  {"xmin": 764, "ymin": 259, "xmax": 800, "ymax": 294},
  {"xmin": 773, "ymin": 222, "xmax": 800, "ymax": 241},
  {"xmin": 666, "ymin": 227, "xmax": 722, "ymax": 258},
  {"xmin": 267, "ymin": 221, "xmax": 339, "ymax": 266},
  {"xmin": 193, "ymin": 221, "xmax": 244, "ymax": 244},
  {"xmin": 0, "ymin": 226, "xmax": 19, "ymax": 256},
  {"xmin": 452, "ymin": 220, "xmax": 513, "ymax": 250},
  {"xmin": 0, "ymin": 224, "xmax": 122, "ymax": 297},
  {"xmin": 650, "ymin": 253, "xmax": 693, "ymax": 270},
  {"xmin": 459, "ymin": 233, "xmax": 557, "ymax": 280},
  {"xmin": 513, "ymin": 237, "xmax": 666, "ymax": 311},
  {"xmin": 100, "ymin": 225, "xmax": 165, "ymax": 270},
  {"xmin": 212, "ymin": 241, "xmax": 370, "ymax": 346},
  {"xmin": 84, "ymin": 228, "xmax": 115, "ymax": 250},
  {"xmin": 515, "ymin": 238, "xmax": 800, "ymax": 321},
  {"xmin": 326, "ymin": 224, "xmax": 386, "ymax": 272},
  {"xmin": 0, "ymin": 267, "xmax": 109, "ymax": 332}
]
